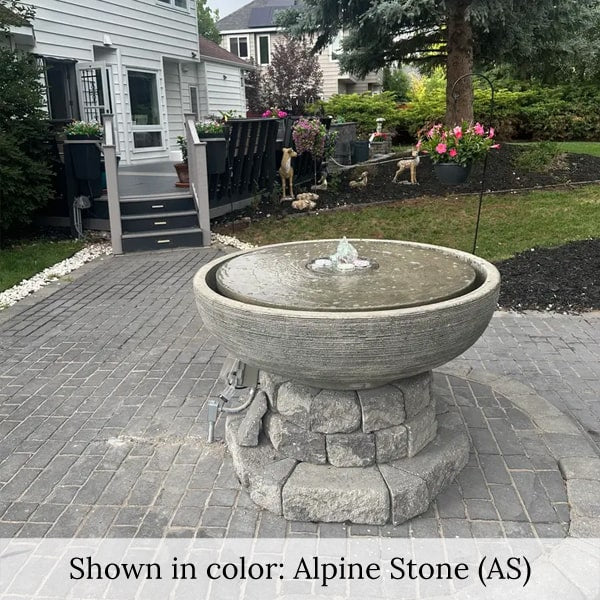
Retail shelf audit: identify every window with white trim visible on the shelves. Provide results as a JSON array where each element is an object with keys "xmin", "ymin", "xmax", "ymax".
[
  {"xmin": 190, "ymin": 86, "xmax": 199, "ymax": 119},
  {"xmin": 128, "ymin": 70, "xmax": 163, "ymax": 149},
  {"xmin": 229, "ymin": 36, "xmax": 249, "ymax": 59},
  {"xmin": 258, "ymin": 34, "xmax": 270, "ymax": 65},
  {"xmin": 157, "ymin": 0, "xmax": 187, "ymax": 8}
]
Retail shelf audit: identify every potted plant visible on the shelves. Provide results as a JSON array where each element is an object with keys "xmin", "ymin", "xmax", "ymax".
[
  {"xmin": 175, "ymin": 135, "xmax": 189, "ymax": 187},
  {"xmin": 418, "ymin": 122, "xmax": 499, "ymax": 184}
]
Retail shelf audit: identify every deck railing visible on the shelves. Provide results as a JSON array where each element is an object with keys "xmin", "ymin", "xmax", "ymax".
[
  {"xmin": 102, "ymin": 114, "xmax": 122, "ymax": 254},
  {"xmin": 185, "ymin": 113, "xmax": 211, "ymax": 246}
]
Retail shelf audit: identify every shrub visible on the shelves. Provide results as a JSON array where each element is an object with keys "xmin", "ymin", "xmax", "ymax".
[
  {"xmin": 317, "ymin": 92, "xmax": 401, "ymax": 139},
  {"xmin": 395, "ymin": 76, "xmax": 600, "ymax": 142},
  {"xmin": 512, "ymin": 142, "xmax": 563, "ymax": 172},
  {"xmin": 0, "ymin": 48, "xmax": 53, "ymax": 236}
]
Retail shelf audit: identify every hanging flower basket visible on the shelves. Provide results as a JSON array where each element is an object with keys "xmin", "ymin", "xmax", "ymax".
[{"xmin": 433, "ymin": 162, "xmax": 472, "ymax": 185}]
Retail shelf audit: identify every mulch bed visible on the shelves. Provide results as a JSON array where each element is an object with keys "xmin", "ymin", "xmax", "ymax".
[
  {"xmin": 215, "ymin": 144, "xmax": 600, "ymax": 314},
  {"xmin": 496, "ymin": 238, "xmax": 600, "ymax": 314}
]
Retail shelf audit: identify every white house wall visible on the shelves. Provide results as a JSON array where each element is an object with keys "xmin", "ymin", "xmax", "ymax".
[
  {"xmin": 27, "ymin": 0, "xmax": 198, "ymax": 65},
  {"xmin": 204, "ymin": 63, "xmax": 246, "ymax": 117}
]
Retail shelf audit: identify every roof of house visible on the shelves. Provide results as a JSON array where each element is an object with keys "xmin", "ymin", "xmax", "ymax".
[
  {"xmin": 217, "ymin": 0, "xmax": 295, "ymax": 32},
  {"xmin": 199, "ymin": 35, "xmax": 254, "ymax": 69}
]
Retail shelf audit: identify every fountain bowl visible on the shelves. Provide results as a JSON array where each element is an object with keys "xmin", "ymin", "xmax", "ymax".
[{"xmin": 193, "ymin": 239, "xmax": 500, "ymax": 389}]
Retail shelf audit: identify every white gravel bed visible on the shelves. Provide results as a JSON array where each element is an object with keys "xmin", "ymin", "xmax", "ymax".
[
  {"xmin": 211, "ymin": 232, "xmax": 256, "ymax": 250},
  {"xmin": 0, "ymin": 242, "xmax": 112, "ymax": 310}
]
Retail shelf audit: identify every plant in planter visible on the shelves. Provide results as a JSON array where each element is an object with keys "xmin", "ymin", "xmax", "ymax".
[
  {"xmin": 63, "ymin": 120, "xmax": 104, "ymax": 139},
  {"xmin": 418, "ymin": 122, "xmax": 499, "ymax": 184},
  {"xmin": 195, "ymin": 119, "xmax": 226, "ymax": 138},
  {"xmin": 262, "ymin": 107, "xmax": 288, "ymax": 118},
  {"xmin": 63, "ymin": 121, "xmax": 104, "ymax": 186}
]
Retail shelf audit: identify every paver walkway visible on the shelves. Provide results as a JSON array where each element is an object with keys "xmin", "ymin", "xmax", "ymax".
[{"xmin": 0, "ymin": 248, "xmax": 598, "ymax": 539}]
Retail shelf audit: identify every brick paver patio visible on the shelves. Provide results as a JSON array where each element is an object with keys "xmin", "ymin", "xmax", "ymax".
[{"xmin": 0, "ymin": 247, "xmax": 598, "ymax": 539}]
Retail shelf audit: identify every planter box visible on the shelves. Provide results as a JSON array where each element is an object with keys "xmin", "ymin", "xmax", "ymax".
[
  {"xmin": 433, "ymin": 163, "xmax": 472, "ymax": 185},
  {"xmin": 369, "ymin": 140, "xmax": 392, "ymax": 158},
  {"xmin": 330, "ymin": 122, "xmax": 357, "ymax": 165}
]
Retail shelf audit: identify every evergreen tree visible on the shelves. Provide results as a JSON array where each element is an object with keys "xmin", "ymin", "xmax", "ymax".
[
  {"xmin": 278, "ymin": 0, "xmax": 597, "ymax": 124},
  {"xmin": 0, "ymin": 1, "xmax": 53, "ymax": 237},
  {"xmin": 196, "ymin": 0, "xmax": 220, "ymax": 44},
  {"xmin": 262, "ymin": 36, "xmax": 323, "ymax": 114}
]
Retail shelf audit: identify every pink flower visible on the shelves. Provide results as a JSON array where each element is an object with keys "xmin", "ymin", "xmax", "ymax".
[
  {"xmin": 453, "ymin": 126, "xmax": 462, "ymax": 139},
  {"xmin": 277, "ymin": 110, "xmax": 288, "ymax": 118},
  {"xmin": 488, "ymin": 127, "xmax": 495, "ymax": 138},
  {"xmin": 491, "ymin": 144, "xmax": 501, "ymax": 149},
  {"xmin": 427, "ymin": 127, "xmax": 435, "ymax": 138},
  {"xmin": 473, "ymin": 123, "xmax": 485, "ymax": 136},
  {"xmin": 262, "ymin": 110, "xmax": 272, "ymax": 118},
  {"xmin": 449, "ymin": 148, "xmax": 457, "ymax": 157},
  {"xmin": 436, "ymin": 143, "xmax": 447, "ymax": 154},
  {"xmin": 416, "ymin": 139, "xmax": 422, "ymax": 149}
]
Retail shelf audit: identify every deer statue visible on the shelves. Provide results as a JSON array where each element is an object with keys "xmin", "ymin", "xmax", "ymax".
[
  {"xmin": 349, "ymin": 171, "xmax": 369, "ymax": 188},
  {"xmin": 279, "ymin": 147, "xmax": 298, "ymax": 199},
  {"xmin": 393, "ymin": 149, "xmax": 420, "ymax": 184}
]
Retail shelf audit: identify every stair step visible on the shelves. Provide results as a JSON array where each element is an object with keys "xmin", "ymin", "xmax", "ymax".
[
  {"xmin": 121, "ymin": 212, "xmax": 199, "ymax": 233},
  {"xmin": 120, "ymin": 192, "xmax": 192, "ymax": 201},
  {"xmin": 121, "ymin": 228, "xmax": 204, "ymax": 253},
  {"xmin": 121, "ymin": 210, "xmax": 197, "ymax": 220},
  {"xmin": 120, "ymin": 195, "xmax": 195, "ymax": 215}
]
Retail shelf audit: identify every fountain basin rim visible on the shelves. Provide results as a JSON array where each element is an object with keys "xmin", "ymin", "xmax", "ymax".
[{"xmin": 195, "ymin": 239, "xmax": 500, "ymax": 317}]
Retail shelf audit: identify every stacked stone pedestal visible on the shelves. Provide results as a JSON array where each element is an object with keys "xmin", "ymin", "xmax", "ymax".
[{"xmin": 227, "ymin": 370, "xmax": 469, "ymax": 525}]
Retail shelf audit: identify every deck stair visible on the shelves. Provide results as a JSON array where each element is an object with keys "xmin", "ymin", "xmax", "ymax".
[{"xmin": 119, "ymin": 192, "xmax": 204, "ymax": 253}]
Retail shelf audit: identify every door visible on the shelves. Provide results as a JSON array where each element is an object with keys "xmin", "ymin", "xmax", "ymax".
[
  {"xmin": 76, "ymin": 62, "xmax": 111, "ymax": 123},
  {"xmin": 127, "ymin": 69, "xmax": 164, "ymax": 151}
]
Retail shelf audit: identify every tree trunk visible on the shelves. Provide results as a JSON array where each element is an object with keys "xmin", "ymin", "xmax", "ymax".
[{"xmin": 445, "ymin": 0, "xmax": 474, "ymax": 125}]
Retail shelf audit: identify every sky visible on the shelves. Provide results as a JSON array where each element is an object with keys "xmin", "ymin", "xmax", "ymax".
[{"xmin": 207, "ymin": 0, "xmax": 248, "ymax": 19}]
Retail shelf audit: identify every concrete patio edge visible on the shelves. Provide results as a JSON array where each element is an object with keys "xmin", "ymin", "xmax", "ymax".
[{"xmin": 440, "ymin": 364, "xmax": 600, "ymax": 537}]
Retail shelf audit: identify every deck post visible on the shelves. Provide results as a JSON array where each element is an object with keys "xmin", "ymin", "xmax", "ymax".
[
  {"xmin": 185, "ymin": 113, "xmax": 211, "ymax": 246},
  {"xmin": 102, "ymin": 114, "xmax": 122, "ymax": 255}
]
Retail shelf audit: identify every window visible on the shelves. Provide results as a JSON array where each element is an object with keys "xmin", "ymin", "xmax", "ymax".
[
  {"xmin": 190, "ymin": 86, "xmax": 199, "ymax": 119},
  {"xmin": 128, "ymin": 70, "xmax": 162, "ymax": 149},
  {"xmin": 258, "ymin": 34, "xmax": 270, "ymax": 65},
  {"xmin": 330, "ymin": 33, "xmax": 344, "ymax": 61},
  {"xmin": 229, "ymin": 36, "xmax": 249, "ymax": 59},
  {"xmin": 157, "ymin": 0, "xmax": 187, "ymax": 8}
]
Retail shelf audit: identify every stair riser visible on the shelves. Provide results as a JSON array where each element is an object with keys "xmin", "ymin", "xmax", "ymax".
[
  {"xmin": 120, "ymin": 197, "xmax": 195, "ymax": 215},
  {"xmin": 122, "ymin": 231, "xmax": 204, "ymax": 253},
  {"xmin": 121, "ymin": 214, "xmax": 198, "ymax": 233}
]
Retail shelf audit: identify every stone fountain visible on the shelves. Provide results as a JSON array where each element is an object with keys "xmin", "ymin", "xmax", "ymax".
[{"xmin": 193, "ymin": 239, "xmax": 500, "ymax": 525}]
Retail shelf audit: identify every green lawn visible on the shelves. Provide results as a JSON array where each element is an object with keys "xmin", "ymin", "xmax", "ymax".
[
  {"xmin": 511, "ymin": 141, "xmax": 600, "ymax": 157},
  {"xmin": 555, "ymin": 141, "xmax": 600, "ymax": 157},
  {"xmin": 0, "ymin": 239, "xmax": 86, "ymax": 293},
  {"xmin": 236, "ymin": 185, "xmax": 600, "ymax": 262}
]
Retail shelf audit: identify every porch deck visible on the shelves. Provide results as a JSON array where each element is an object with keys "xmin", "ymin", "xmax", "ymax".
[{"xmin": 118, "ymin": 160, "xmax": 183, "ymax": 197}]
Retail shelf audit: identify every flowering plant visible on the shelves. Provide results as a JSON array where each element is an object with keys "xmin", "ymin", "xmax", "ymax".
[
  {"xmin": 64, "ymin": 120, "xmax": 103, "ymax": 137},
  {"xmin": 417, "ymin": 122, "xmax": 499, "ymax": 166},
  {"xmin": 291, "ymin": 118, "xmax": 328, "ymax": 158},
  {"xmin": 195, "ymin": 120, "xmax": 225, "ymax": 135},
  {"xmin": 372, "ymin": 132, "xmax": 389, "ymax": 141},
  {"xmin": 262, "ymin": 107, "xmax": 288, "ymax": 118}
]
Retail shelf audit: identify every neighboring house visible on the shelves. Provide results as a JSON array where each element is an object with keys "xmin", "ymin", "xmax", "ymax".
[
  {"xmin": 216, "ymin": 0, "xmax": 383, "ymax": 100},
  {"xmin": 4, "ymin": 0, "xmax": 250, "ymax": 164}
]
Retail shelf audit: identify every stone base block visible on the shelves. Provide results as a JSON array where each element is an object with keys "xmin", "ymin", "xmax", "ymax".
[
  {"xmin": 282, "ymin": 463, "xmax": 390, "ymax": 524},
  {"xmin": 226, "ymin": 416, "xmax": 296, "ymax": 515},
  {"xmin": 228, "ymin": 416, "xmax": 469, "ymax": 525},
  {"xmin": 264, "ymin": 413, "xmax": 326, "ymax": 464},
  {"xmin": 381, "ymin": 426, "xmax": 469, "ymax": 525}
]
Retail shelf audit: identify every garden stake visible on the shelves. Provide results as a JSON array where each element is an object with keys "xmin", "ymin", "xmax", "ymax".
[{"xmin": 451, "ymin": 73, "xmax": 495, "ymax": 255}]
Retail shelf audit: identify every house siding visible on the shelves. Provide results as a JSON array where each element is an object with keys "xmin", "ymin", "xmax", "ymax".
[
  {"xmin": 28, "ymin": 0, "xmax": 198, "ymax": 65},
  {"xmin": 204, "ymin": 62, "xmax": 247, "ymax": 117}
]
